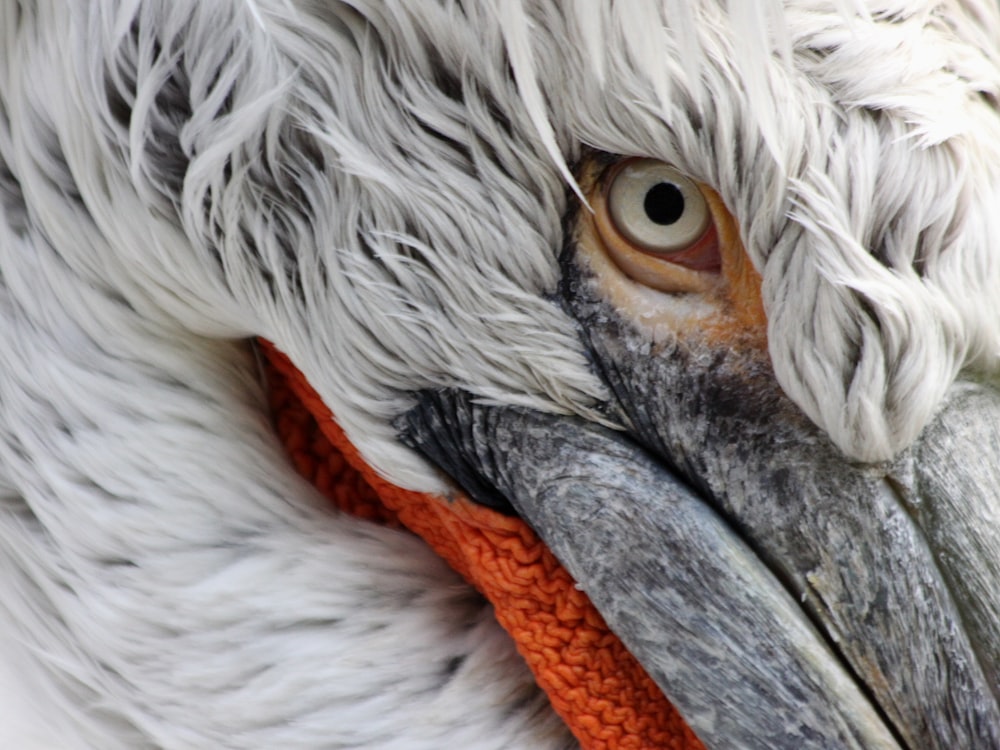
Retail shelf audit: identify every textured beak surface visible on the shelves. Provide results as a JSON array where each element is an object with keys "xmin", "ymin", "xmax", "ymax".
[{"xmin": 400, "ymin": 162, "xmax": 1000, "ymax": 749}]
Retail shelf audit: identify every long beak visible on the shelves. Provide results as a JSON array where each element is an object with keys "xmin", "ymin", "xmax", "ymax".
[
  {"xmin": 398, "ymin": 182, "xmax": 1000, "ymax": 748},
  {"xmin": 399, "ymin": 361, "xmax": 1000, "ymax": 750}
]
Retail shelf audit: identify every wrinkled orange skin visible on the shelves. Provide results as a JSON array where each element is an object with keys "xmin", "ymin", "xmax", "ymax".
[{"xmin": 262, "ymin": 341, "xmax": 704, "ymax": 750}]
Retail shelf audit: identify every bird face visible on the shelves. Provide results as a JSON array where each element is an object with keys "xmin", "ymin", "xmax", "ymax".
[
  {"xmin": 401, "ymin": 147, "xmax": 1000, "ymax": 747},
  {"xmin": 9, "ymin": 1, "xmax": 1000, "ymax": 747},
  {"xmin": 561, "ymin": 153, "xmax": 1000, "ymax": 746},
  {"xmin": 384, "ymin": 5, "xmax": 1000, "ymax": 746}
]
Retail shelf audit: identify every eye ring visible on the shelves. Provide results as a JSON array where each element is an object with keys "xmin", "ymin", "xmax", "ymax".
[{"xmin": 591, "ymin": 158, "xmax": 721, "ymax": 291}]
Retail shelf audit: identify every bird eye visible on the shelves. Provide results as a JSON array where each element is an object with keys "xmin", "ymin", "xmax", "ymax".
[
  {"xmin": 607, "ymin": 160, "xmax": 710, "ymax": 253},
  {"xmin": 593, "ymin": 159, "xmax": 721, "ymax": 284}
]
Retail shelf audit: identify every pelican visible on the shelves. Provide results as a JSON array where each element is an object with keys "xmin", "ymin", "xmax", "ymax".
[{"xmin": 3, "ymin": 1, "xmax": 1000, "ymax": 748}]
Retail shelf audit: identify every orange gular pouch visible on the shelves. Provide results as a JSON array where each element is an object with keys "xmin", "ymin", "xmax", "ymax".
[{"xmin": 260, "ymin": 340, "xmax": 704, "ymax": 750}]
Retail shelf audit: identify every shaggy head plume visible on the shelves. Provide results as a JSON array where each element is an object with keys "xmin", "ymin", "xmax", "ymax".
[{"xmin": 5, "ymin": 1, "xmax": 1000, "ymax": 480}]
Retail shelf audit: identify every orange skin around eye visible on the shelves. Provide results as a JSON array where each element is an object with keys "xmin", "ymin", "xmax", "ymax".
[{"xmin": 703, "ymin": 189, "xmax": 768, "ymax": 338}]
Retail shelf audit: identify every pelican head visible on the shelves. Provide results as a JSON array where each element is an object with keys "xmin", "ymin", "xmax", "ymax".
[{"xmin": 4, "ymin": 1, "xmax": 1000, "ymax": 748}]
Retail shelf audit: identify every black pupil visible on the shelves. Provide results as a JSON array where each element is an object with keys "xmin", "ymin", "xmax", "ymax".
[{"xmin": 644, "ymin": 182, "xmax": 685, "ymax": 225}]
